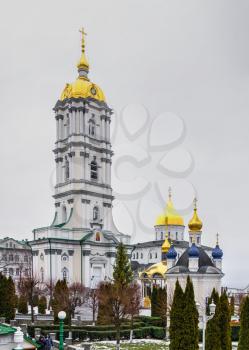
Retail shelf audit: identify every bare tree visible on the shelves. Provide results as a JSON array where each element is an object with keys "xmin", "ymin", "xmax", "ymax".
[
  {"xmin": 69, "ymin": 282, "xmax": 87, "ymax": 318},
  {"xmin": 18, "ymin": 274, "xmax": 41, "ymax": 323},
  {"xmin": 86, "ymin": 288, "xmax": 98, "ymax": 325},
  {"xmin": 125, "ymin": 283, "xmax": 141, "ymax": 342},
  {"xmin": 97, "ymin": 282, "xmax": 132, "ymax": 350}
]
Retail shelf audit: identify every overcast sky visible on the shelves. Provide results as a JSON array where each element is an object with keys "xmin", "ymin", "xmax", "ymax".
[{"xmin": 0, "ymin": 0, "xmax": 248, "ymax": 288}]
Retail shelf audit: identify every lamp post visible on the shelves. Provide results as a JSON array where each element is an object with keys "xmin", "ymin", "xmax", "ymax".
[
  {"xmin": 58, "ymin": 311, "xmax": 66, "ymax": 350},
  {"xmin": 196, "ymin": 300, "xmax": 216, "ymax": 350}
]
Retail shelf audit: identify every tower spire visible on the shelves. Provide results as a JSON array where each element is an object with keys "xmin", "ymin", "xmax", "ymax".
[
  {"xmin": 77, "ymin": 27, "xmax": 89, "ymax": 76},
  {"xmin": 216, "ymin": 232, "xmax": 219, "ymax": 246}
]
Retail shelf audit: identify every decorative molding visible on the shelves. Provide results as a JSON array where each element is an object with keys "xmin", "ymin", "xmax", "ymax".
[
  {"xmin": 67, "ymin": 199, "xmax": 74, "ymax": 204},
  {"xmin": 55, "ymin": 114, "xmax": 64, "ymax": 120},
  {"xmin": 55, "ymin": 157, "xmax": 63, "ymax": 163},
  {"xmin": 55, "ymin": 202, "xmax": 60, "ymax": 207},
  {"xmin": 105, "ymin": 252, "xmax": 116, "ymax": 258},
  {"xmin": 55, "ymin": 179, "xmax": 111, "ymax": 190},
  {"xmin": 44, "ymin": 249, "xmax": 62, "ymax": 255},
  {"xmin": 68, "ymin": 151, "xmax": 76, "ymax": 157},
  {"xmin": 103, "ymin": 203, "xmax": 112, "ymax": 208},
  {"xmin": 81, "ymin": 199, "xmax": 91, "ymax": 204},
  {"xmin": 54, "ymin": 190, "xmax": 114, "ymax": 201},
  {"xmin": 68, "ymin": 250, "xmax": 74, "ymax": 256},
  {"xmin": 32, "ymin": 251, "xmax": 39, "ymax": 256},
  {"xmin": 82, "ymin": 250, "xmax": 91, "ymax": 256}
]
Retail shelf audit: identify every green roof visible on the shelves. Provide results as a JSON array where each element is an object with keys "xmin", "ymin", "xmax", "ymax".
[
  {"xmin": 0, "ymin": 323, "xmax": 16, "ymax": 335},
  {"xmin": 24, "ymin": 336, "xmax": 42, "ymax": 349}
]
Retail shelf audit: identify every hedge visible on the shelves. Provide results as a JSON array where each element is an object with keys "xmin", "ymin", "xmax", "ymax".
[{"xmin": 32, "ymin": 326, "xmax": 166, "ymax": 341}]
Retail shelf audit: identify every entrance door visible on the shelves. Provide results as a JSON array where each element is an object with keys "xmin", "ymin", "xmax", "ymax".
[{"xmin": 91, "ymin": 266, "xmax": 102, "ymax": 288}]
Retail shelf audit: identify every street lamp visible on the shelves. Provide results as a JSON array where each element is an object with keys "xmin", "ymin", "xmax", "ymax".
[
  {"xmin": 58, "ymin": 311, "xmax": 66, "ymax": 350},
  {"xmin": 196, "ymin": 300, "xmax": 216, "ymax": 350}
]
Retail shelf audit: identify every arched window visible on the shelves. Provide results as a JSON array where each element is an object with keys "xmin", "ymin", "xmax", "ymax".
[
  {"xmin": 176, "ymin": 232, "xmax": 178, "ymax": 240},
  {"xmin": 136, "ymin": 252, "xmax": 139, "ymax": 259},
  {"xmin": 15, "ymin": 255, "xmax": 19, "ymax": 262},
  {"xmin": 24, "ymin": 255, "xmax": 28, "ymax": 263},
  {"xmin": 65, "ymin": 157, "xmax": 70, "ymax": 180},
  {"xmin": 9, "ymin": 268, "xmax": 14, "ymax": 276},
  {"xmin": 40, "ymin": 267, "xmax": 44, "ymax": 282},
  {"xmin": 155, "ymin": 252, "xmax": 158, "ymax": 259},
  {"xmin": 62, "ymin": 267, "xmax": 68, "ymax": 281},
  {"xmin": 141, "ymin": 253, "xmax": 143, "ymax": 259},
  {"xmin": 161, "ymin": 232, "xmax": 163, "ymax": 240},
  {"xmin": 90, "ymin": 157, "xmax": 98, "ymax": 180},
  {"xmin": 9, "ymin": 254, "xmax": 13, "ymax": 262},
  {"xmin": 93, "ymin": 206, "xmax": 99, "ymax": 221},
  {"xmin": 88, "ymin": 117, "xmax": 96, "ymax": 136}
]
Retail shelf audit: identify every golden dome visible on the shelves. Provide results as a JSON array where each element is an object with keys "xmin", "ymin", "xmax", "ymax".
[
  {"xmin": 139, "ymin": 261, "xmax": 167, "ymax": 279},
  {"xmin": 188, "ymin": 198, "xmax": 203, "ymax": 232},
  {"xmin": 60, "ymin": 79, "xmax": 106, "ymax": 102},
  {"xmin": 155, "ymin": 188, "xmax": 184, "ymax": 226},
  {"xmin": 59, "ymin": 28, "xmax": 106, "ymax": 103},
  {"xmin": 162, "ymin": 233, "xmax": 170, "ymax": 253}
]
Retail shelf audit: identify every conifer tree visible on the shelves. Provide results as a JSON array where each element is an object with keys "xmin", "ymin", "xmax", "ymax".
[
  {"xmin": 181, "ymin": 276, "xmax": 199, "ymax": 350},
  {"xmin": 229, "ymin": 296, "xmax": 235, "ymax": 317},
  {"xmin": 151, "ymin": 286, "xmax": 158, "ymax": 317},
  {"xmin": 219, "ymin": 292, "xmax": 232, "ymax": 350},
  {"xmin": 154, "ymin": 287, "xmax": 167, "ymax": 326},
  {"xmin": 169, "ymin": 279, "xmax": 185, "ymax": 350},
  {"xmin": 113, "ymin": 243, "xmax": 133, "ymax": 287},
  {"xmin": 0, "ymin": 274, "xmax": 16, "ymax": 321},
  {"xmin": 38, "ymin": 296, "xmax": 47, "ymax": 314},
  {"xmin": 205, "ymin": 294, "xmax": 222, "ymax": 350},
  {"xmin": 238, "ymin": 296, "xmax": 249, "ymax": 350},
  {"xmin": 52, "ymin": 279, "xmax": 70, "ymax": 324},
  {"xmin": 18, "ymin": 294, "xmax": 28, "ymax": 314}
]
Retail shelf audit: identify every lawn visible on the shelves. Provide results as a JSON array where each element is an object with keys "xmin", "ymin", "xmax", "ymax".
[{"xmin": 90, "ymin": 340, "xmax": 169, "ymax": 349}]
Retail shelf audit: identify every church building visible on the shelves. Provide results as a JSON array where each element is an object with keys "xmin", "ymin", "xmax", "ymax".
[{"xmin": 29, "ymin": 30, "xmax": 131, "ymax": 289}]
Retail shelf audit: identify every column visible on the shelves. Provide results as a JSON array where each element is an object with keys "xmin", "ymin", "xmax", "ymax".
[
  {"xmin": 79, "ymin": 110, "xmax": 83, "ymax": 134},
  {"xmin": 75, "ymin": 110, "xmax": 80, "ymax": 134},
  {"xmin": 106, "ymin": 117, "xmax": 110, "ymax": 141}
]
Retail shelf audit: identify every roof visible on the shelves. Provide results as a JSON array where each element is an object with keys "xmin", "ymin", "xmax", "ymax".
[
  {"xmin": 167, "ymin": 246, "xmax": 222, "ymax": 275},
  {"xmin": 0, "ymin": 323, "xmax": 16, "ymax": 335},
  {"xmin": 133, "ymin": 239, "xmax": 212, "ymax": 251}
]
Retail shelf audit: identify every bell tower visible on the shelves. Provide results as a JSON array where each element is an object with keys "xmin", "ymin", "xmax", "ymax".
[{"xmin": 52, "ymin": 29, "xmax": 114, "ymax": 232}]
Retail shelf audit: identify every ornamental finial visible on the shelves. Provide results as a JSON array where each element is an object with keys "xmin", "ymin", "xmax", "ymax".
[
  {"xmin": 79, "ymin": 27, "xmax": 87, "ymax": 53},
  {"xmin": 216, "ymin": 233, "xmax": 219, "ymax": 246},
  {"xmin": 168, "ymin": 186, "xmax": 172, "ymax": 200},
  {"xmin": 193, "ymin": 197, "xmax": 197, "ymax": 210},
  {"xmin": 77, "ymin": 27, "xmax": 89, "ymax": 72}
]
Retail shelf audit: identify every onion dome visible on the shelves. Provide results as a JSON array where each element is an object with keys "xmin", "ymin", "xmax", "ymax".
[
  {"xmin": 188, "ymin": 243, "xmax": 200, "ymax": 258},
  {"xmin": 60, "ymin": 28, "xmax": 106, "ymax": 103},
  {"xmin": 212, "ymin": 234, "xmax": 223, "ymax": 259},
  {"xmin": 162, "ymin": 233, "xmax": 171, "ymax": 253},
  {"xmin": 155, "ymin": 187, "xmax": 184, "ymax": 226},
  {"xmin": 188, "ymin": 198, "xmax": 203, "ymax": 232},
  {"xmin": 166, "ymin": 244, "xmax": 177, "ymax": 260}
]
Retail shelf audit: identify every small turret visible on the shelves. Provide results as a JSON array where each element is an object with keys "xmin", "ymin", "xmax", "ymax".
[
  {"xmin": 212, "ymin": 233, "xmax": 223, "ymax": 270},
  {"xmin": 188, "ymin": 198, "xmax": 203, "ymax": 246},
  {"xmin": 188, "ymin": 239, "xmax": 199, "ymax": 272},
  {"xmin": 166, "ymin": 243, "xmax": 177, "ymax": 269}
]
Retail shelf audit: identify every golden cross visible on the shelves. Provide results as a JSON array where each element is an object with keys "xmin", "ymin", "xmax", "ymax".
[
  {"xmin": 168, "ymin": 186, "xmax": 172, "ymax": 199},
  {"xmin": 193, "ymin": 197, "xmax": 197, "ymax": 209},
  {"xmin": 216, "ymin": 232, "xmax": 219, "ymax": 245},
  {"xmin": 79, "ymin": 27, "xmax": 87, "ymax": 37}
]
